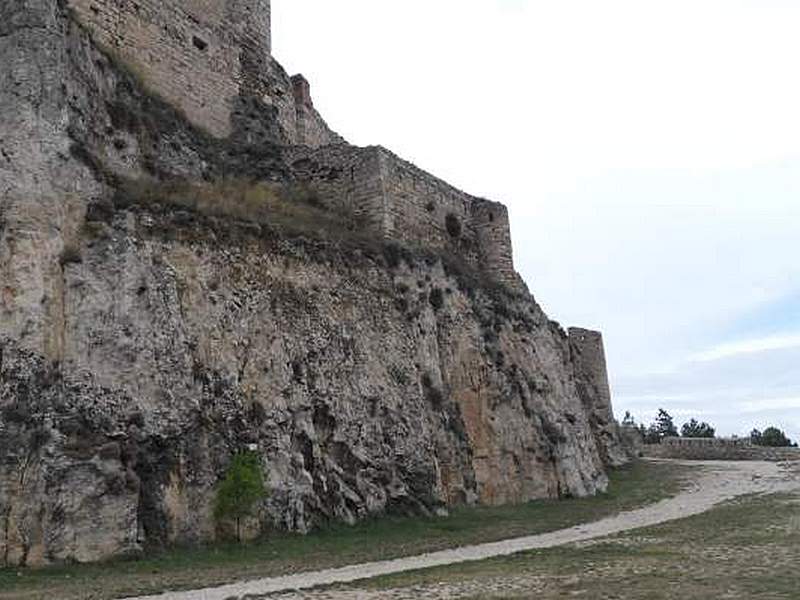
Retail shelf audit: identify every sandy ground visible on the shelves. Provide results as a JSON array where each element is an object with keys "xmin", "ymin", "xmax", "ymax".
[{"xmin": 126, "ymin": 459, "xmax": 800, "ymax": 600}]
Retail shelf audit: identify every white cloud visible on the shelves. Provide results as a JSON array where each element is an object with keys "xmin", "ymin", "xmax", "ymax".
[{"xmin": 689, "ymin": 333, "xmax": 800, "ymax": 363}]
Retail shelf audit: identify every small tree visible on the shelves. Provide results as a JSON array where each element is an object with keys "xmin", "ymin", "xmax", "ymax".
[
  {"xmin": 214, "ymin": 450, "xmax": 267, "ymax": 542},
  {"xmin": 654, "ymin": 409, "xmax": 678, "ymax": 439},
  {"xmin": 681, "ymin": 418, "xmax": 716, "ymax": 439},
  {"xmin": 640, "ymin": 409, "xmax": 678, "ymax": 444}
]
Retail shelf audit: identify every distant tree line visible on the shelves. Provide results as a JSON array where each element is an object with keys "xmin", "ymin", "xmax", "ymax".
[
  {"xmin": 750, "ymin": 427, "xmax": 796, "ymax": 448},
  {"xmin": 620, "ymin": 409, "xmax": 798, "ymax": 447}
]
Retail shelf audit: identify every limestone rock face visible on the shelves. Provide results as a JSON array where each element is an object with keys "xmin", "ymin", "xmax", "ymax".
[
  {"xmin": 0, "ymin": 0, "xmax": 628, "ymax": 567},
  {"xmin": 1, "ymin": 207, "xmax": 611, "ymax": 564}
]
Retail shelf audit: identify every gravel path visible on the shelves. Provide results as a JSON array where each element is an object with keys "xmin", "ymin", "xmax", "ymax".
[{"xmin": 127, "ymin": 460, "xmax": 800, "ymax": 600}]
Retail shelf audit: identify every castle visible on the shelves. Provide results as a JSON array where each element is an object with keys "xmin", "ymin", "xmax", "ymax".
[
  {"xmin": 0, "ymin": 0, "xmax": 628, "ymax": 567},
  {"xmin": 64, "ymin": 0, "xmax": 519, "ymax": 286}
]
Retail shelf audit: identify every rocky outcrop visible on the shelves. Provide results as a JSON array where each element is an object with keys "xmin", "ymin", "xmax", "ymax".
[
  {"xmin": 0, "ymin": 0, "xmax": 628, "ymax": 567},
  {"xmin": 1, "ymin": 206, "xmax": 612, "ymax": 564}
]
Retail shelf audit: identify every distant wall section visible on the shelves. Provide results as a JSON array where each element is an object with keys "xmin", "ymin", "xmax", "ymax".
[{"xmin": 644, "ymin": 438, "xmax": 800, "ymax": 462}]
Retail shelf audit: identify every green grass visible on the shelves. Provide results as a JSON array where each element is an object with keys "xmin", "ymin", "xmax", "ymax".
[
  {"xmin": 354, "ymin": 491, "xmax": 800, "ymax": 600},
  {"xmin": 0, "ymin": 460, "xmax": 691, "ymax": 600}
]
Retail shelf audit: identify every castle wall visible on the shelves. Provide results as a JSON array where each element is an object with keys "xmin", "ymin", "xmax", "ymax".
[
  {"xmin": 65, "ymin": 0, "xmax": 340, "ymax": 147},
  {"xmin": 283, "ymin": 145, "xmax": 389, "ymax": 231},
  {"xmin": 285, "ymin": 145, "xmax": 520, "ymax": 287},
  {"xmin": 66, "ymin": 0, "xmax": 272, "ymax": 138},
  {"xmin": 471, "ymin": 200, "xmax": 518, "ymax": 287},
  {"xmin": 569, "ymin": 328, "xmax": 629, "ymax": 466}
]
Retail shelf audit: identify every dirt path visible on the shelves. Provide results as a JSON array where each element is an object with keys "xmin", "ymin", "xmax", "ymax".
[{"xmin": 127, "ymin": 460, "xmax": 800, "ymax": 600}]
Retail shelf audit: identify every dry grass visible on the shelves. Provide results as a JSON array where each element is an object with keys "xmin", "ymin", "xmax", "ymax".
[{"xmin": 113, "ymin": 178, "xmax": 368, "ymax": 243}]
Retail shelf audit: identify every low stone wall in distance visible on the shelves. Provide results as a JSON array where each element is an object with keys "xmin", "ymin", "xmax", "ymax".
[{"xmin": 643, "ymin": 437, "xmax": 800, "ymax": 462}]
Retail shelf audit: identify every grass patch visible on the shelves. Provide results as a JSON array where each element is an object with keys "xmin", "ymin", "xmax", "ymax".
[
  {"xmin": 355, "ymin": 490, "xmax": 800, "ymax": 600},
  {"xmin": 0, "ymin": 461, "xmax": 691, "ymax": 600},
  {"xmin": 113, "ymin": 178, "xmax": 367, "ymax": 244}
]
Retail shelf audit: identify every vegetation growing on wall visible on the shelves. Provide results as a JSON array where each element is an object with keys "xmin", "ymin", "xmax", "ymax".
[{"xmin": 445, "ymin": 213, "xmax": 462, "ymax": 239}]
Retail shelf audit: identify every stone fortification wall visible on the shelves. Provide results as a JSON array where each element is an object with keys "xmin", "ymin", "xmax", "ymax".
[
  {"xmin": 59, "ymin": 0, "xmax": 509, "ymax": 276},
  {"xmin": 285, "ymin": 145, "xmax": 520, "ymax": 287},
  {"xmin": 568, "ymin": 328, "xmax": 629, "ymax": 466},
  {"xmin": 471, "ymin": 200, "xmax": 517, "ymax": 287},
  {"xmin": 66, "ymin": 0, "xmax": 340, "ymax": 146},
  {"xmin": 66, "ymin": 0, "xmax": 271, "ymax": 138},
  {"xmin": 644, "ymin": 438, "xmax": 800, "ymax": 462}
]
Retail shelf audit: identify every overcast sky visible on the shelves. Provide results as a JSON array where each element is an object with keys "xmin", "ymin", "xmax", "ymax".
[{"xmin": 273, "ymin": 0, "xmax": 800, "ymax": 442}]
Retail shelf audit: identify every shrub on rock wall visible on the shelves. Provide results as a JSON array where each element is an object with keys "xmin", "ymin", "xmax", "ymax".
[{"xmin": 445, "ymin": 213, "xmax": 462, "ymax": 238}]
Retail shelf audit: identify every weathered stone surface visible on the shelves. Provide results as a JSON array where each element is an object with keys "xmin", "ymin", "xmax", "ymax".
[
  {"xmin": 1, "ymin": 207, "xmax": 612, "ymax": 564},
  {"xmin": 64, "ymin": 0, "xmax": 339, "ymax": 145},
  {"xmin": 0, "ymin": 0, "xmax": 630, "ymax": 567},
  {"xmin": 285, "ymin": 144, "xmax": 521, "ymax": 290}
]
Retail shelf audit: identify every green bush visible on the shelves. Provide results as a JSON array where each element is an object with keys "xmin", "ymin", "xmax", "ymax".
[{"xmin": 214, "ymin": 450, "xmax": 267, "ymax": 542}]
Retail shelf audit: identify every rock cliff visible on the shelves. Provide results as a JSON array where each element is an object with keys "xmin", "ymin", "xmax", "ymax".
[{"xmin": 0, "ymin": 0, "xmax": 628, "ymax": 566}]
